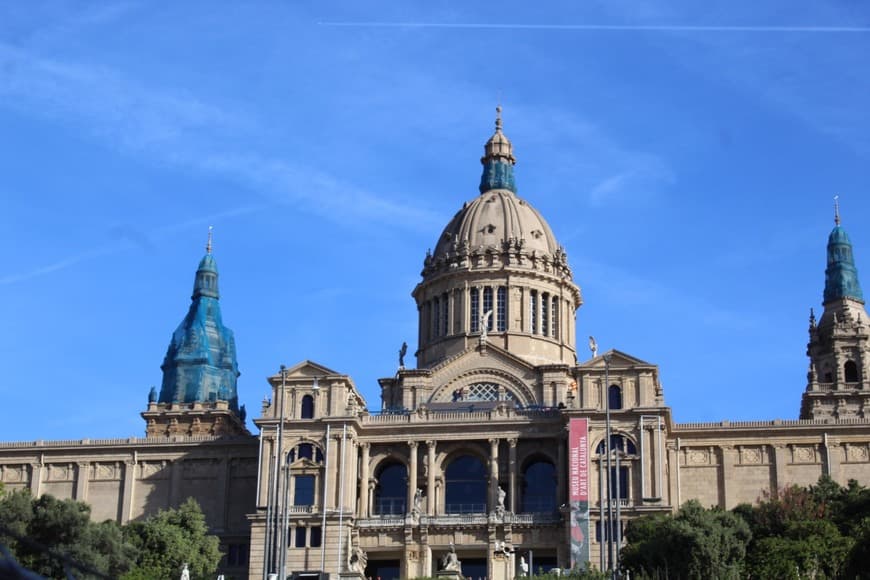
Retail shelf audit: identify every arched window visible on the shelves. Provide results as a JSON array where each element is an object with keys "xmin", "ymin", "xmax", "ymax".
[
  {"xmin": 288, "ymin": 443, "xmax": 323, "ymax": 464},
  {"xmin": 541, "ymin": 293, "xmax": 550, "ymax": 336},
  {"xmin": 483, "ymin": 287, "xmax": 493, "ymax": 331},
  {"xmin": 374, "ymin": 462, "xmax": 407, "ymax": 515},
  {"xmin": 596, "ymin": 435, "xmax": 636, "ymax": 455},
  {"xmin": 530, "ymin": 290, "xmax": 538, "ymax": 334},
  {"xmin": 608, "ymin": 385, "xmax": 623, "ymax": 410},
  {"xmin": 445, "ymin": 455, "xmax": 487, "ymax": 513},
  {"xmin": 470, "ymin": 288, "xmax": 480, "ymax": 333},
  {"xmin": 497, "ymin": 286, "xmax": 507, "ymax": 332},
  {"xmin": 845, "ymin": 360, "xmax": 859, "ymax": 383},
  {"xmin": 301, "ymin": 395, "xmax": 314, "ymax": 419},
  {"xmin": 521, "ymin": 459, "xmax": 556, "ymax": 513}
]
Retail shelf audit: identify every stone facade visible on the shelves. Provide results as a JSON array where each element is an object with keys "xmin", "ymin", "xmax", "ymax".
[{"xmin": 1, "ymin": 112, "xmax": 869, "ymax": 580}]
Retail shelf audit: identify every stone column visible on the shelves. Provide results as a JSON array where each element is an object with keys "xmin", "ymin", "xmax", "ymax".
[
  {"xmin": 825, "ymin": 436, "xmax": 841, "ymax": 480},
  {"xmin": 772, "ymin": 443, "xmax": 789, "ymax": 492},
  {"xmin": 75, "ymin": 462, "xmax": 90, "ymax": 502},
  {"xmin": 327, "ymin": 432, "xmax": 340, "ymax": 509},
  {"xmin": 666, "ymin": 442, "xmax": 680, "ymax": 508},
  {"xmin": 489, "ymin": 438, "xmax": 500, "ymax": 510},
  {"xmin": 654, "ymin": 422, "xmax": 664, "ymax": 499},
  {"xmin": 408, "ymin": 441, "xmax": 419, "ymax": 511},
  {"xmin": 427, "ymin": 440, "xmax": 437, "ymax": 514},
  {"xmin": 719, "ymin": 446, "xmax": 735, "ymax": 509},
  {"xmin": 121, "ymin": 459, "xmax": 136, "ymax": 524},
  {"xmin": 508, "ymin": 439, "xmax": 518, "ymax": 512},
  {"xmin": 29, "ymin": 463, "xmax": 43, "ymax": 497},
  {"xmin": 360, "ymin": 443, "xmax": 371, "ymax": 517}
]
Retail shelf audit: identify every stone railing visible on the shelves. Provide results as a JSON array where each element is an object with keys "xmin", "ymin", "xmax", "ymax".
[
  {"xmin": 357, "ymin": 516, "xmax": 405, "ymax": 528},
  {"xmin": 674, "ymin": 418, "xmax": 870, "ymax": 431},
  {"xmin": 0, "ymin": 435, "xmax": 236, "ymax": 449},
  {"xmin": 362, "ymin": 407, "xmax": 561, "ymax": 426}
]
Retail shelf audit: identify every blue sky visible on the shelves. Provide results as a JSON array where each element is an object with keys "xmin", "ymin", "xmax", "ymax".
[{"xmin": 1, "ymin": 1, "xmax": 869, "ymax": 441}]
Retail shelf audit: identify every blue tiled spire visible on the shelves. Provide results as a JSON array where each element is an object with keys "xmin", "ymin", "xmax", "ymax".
[
  {"xmin": 824, "ymin": 202, "xmax": 864, "ymax": 304},
  {"xmin": 159, "ymin": 231, "xmax": 240, "ymax": 410},
  {"xmin": 479, "ymin": 106, "xmax": 517, "ymax": 193}
]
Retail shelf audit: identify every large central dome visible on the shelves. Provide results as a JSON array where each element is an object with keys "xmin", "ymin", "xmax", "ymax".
[{"xmin": 413, "ymin": 109, "xmax": 582, "ymax": 368}]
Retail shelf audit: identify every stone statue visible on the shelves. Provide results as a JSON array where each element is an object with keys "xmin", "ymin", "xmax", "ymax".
[
  {"xmin": 347, "ymin": 528, "xmax": 368, "ymax": 574},
  {"xmin": 480, "ymin": 310, "xmax": 493, "ymax": 340},
  {"xmin": 239, "ymin": 404, "xmax": 247, "ymax": 423},
  {"xmin": 497, "ymin": 485, "xmax": 506, "ymax": 510},
  {"xmin": 399, "ymin": 342, "xmax": 408, "ymax": 368},
  {"xmin": 413, "ymin": 488, "xmax": 423, "ymax": 513},
  {"xmin": 148, "ymin": 386, "xmax": 157, "ymax": 403},
  {"xmin": 440, "ymin": 544, "xmax": 461, "ymax": 572},
  {"xmin": 180, "ymin": 563, "xmax": 190, "ymax": 580},
  {"xmin": 519, "ymin": 556, "xmax": 529, "ymax": 576}
]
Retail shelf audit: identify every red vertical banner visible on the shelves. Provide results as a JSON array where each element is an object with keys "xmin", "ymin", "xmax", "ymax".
[{"xmin": 568, "ymin": 418, "xmax": 590, "ymax": 569}]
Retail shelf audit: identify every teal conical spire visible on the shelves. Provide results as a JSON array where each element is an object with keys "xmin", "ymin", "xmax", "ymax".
[
  {"xmin": 479, "ymin": 106, "xmax": 517, "ymax": 193},
  {"xmin": 159, "ymin": 230, "xmax": 240, "ymax": 410},
  {"xmin": 824, "ymin": 199, "xmax": 864, "ymax": 304}
]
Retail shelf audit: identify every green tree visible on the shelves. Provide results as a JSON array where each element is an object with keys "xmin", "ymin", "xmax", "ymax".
[
  {"xmin": 0, "ymin": 489, "xmax": 135, "ymax": 579},
  {"xmin": 123, "ymin": 497, "xmax": 222, "ymax": 580},
  {"xmin": 621, "ymin": 500, "xmax": 750, "ymax": 580},
  {"xmin": 736, "ymin": 478, "xmax": 859, "ymax": 579}
]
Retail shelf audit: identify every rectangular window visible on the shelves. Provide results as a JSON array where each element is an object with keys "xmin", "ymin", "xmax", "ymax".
[
  {"xmin": 609, "ymin": 466, "xmax": 629, "ymax": 499},
  {"xmin": 294, "ymin": 526, "xmax": 307, "ymax": 548},
  {"xmin": 309, "ymin": 526, "xmax": 322, "ymax": 547},
  {"xmin": 530, "ymin": 290, "xmax": 538, "ymax": 334},
  {"xmin": 595, "ymin": 519, "xmax": 623, "ymax": 542},
  {"xmin": 226, "ymin": 543, "xmax": 249, "ymax": 566},
  {"xmin": 551, "ymin": 297, "xmax": 558, "ymax": 338},
  {"xmin": 293, "ymin": 475, "xmax": 315, "ymax": 506},
  {"xmin": 483, "ymin": 287, "xmax": 493, "ymax": 331},
  {"xmin": 470, "ymin": 288, "xmax": 480, "ymax": 333},
  {"xmin": 541, "ymin": 293, "xmax": 549, "ymax": 336},
  {"xmin": 497, "ymin": 286, "xmax": 506, "ymax": 332}
]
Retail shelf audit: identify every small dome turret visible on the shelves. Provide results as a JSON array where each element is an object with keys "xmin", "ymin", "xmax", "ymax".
[{"xmin": 824, "ymin": 199, "xmax": 863, "ymax": 304}]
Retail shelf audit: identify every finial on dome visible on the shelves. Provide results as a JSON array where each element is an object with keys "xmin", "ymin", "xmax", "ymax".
[
  {"xmin": 495, "ymin": 105, "xmax": 503, "ymax": 132},
  {"xmin": 834, "ymin": 195, "xmax": 841, "ymax": 226},
  {"xmin": 206, "ymin": 225, "xmax": 213, "ymax": 254}
]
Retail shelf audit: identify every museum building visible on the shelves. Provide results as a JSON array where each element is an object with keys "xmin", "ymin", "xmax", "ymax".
[{"xmin": 1, "ymin": 111, "xmax": 870, "ymax": 580}]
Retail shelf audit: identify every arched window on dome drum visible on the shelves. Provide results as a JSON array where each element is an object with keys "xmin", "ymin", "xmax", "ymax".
[
  {"xmin": 441, "ymin": 292, "xmax": 449, "ymax": 336},
  {"xmin": 432, "ymin": 296, "xmax": 441, "ymax": 339},
  {"xmin": 845, "ymin": 360, "xmax": 859, "ymax": 382},
  {"xmin": 497, "ymin": 286, "xmax": 507, "ymax": 331},
  {"xmin": 483, "ymin": 287, "xmax": 493, "ymax": 331},
  {"xmin": 608, "ymin": 385, "xmax": 623, "ymax": 410},
  {"xmin": 445, "ymin": 455, "xmax": 488, "ymax": 513},
  {"xmin": 521, "ymin": 459, "xmax": 556, "ymax": 513},
  {"xmin": 470, "ymin": 288, "xmax": 480, "ymax": 333},
  {"xmin": 374, "ymin": 462, "xmax": 408, "ymax": 515},
  {"xmin": 301, "ymin": 395, "xmax": 314, "ymax": 419},
  {"xmin": 551, "ymin": 297, "xmax": 558, "ymax": 339},
  {"xmin": 530, "ymin": 290, "xmax": 538, "ymax": 334},
  {"xmin": 541, "ymin": 292, "xmax": 550, "ymax": 336}
]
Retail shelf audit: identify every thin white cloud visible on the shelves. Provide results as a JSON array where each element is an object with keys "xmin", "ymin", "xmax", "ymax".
[
  {"xmin": 0, "ymin": 42, "xmax": 439, "ymax": 229},
  {"xmin": 321, "ymin": 21, "xmax": 870, "ymax": 33},
  {"xmin": 0, "ymin": 204, "xmax": 269, "ymax": 286}
]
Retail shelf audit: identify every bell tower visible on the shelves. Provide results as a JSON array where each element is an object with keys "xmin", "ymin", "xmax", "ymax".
[
  {"xmin": 801, "ymin": 200, "xmax": 870, "ymax": 419},
  {"xmin": 142, "ymin": 229, "xmax": 248, "ymax": 436}
]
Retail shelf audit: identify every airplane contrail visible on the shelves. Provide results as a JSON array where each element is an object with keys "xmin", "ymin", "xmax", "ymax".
[{"xmin": 319, "ymin": 22, "xmax": 870, "ymax": 33}]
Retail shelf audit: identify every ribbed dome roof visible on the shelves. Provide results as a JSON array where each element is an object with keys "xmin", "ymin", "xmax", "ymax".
[
  {"xmin": 432, "ymin": 189, "xmax": 561, "ymax": 259},
  {"xmin": 422, "ymin": 107, "xmax": 572, "ymax": 280}
]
